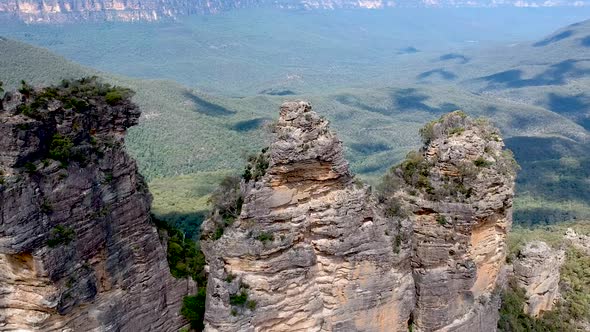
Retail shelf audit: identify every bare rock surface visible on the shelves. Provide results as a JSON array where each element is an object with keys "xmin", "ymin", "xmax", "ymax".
[
  {"xmin": 0, "ymin": 83, "xmax": 191, "ymax": 331},
  {"xmin": 513, "ymin": 241, "xmax": 565, "ymax": 317},
  {"xmin": 202, "ymin": 104, "xmax": 517, "ymax": 332},
  {"xmin": 201, "ymin": 101, "xmax": 415, "ymax": 332},
  {"xmin": 565, "ymin": 228, "xmax": 590, "ymax": 255},
  {"xmin": 393, "ymin": 112, "xmax": 517, "ymax": 332}
]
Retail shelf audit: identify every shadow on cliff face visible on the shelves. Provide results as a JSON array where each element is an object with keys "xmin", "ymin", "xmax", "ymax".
[
  {"xmin": 478, "ymin": 59, "xmax": 590, "ymax": 89},
  {"xmin": 533, "ymin": 30, "xmax": 575, "ymax": 47},
  {"xmin": 183, "ymin": 91, "xmax": 235, "ymax": 116}
]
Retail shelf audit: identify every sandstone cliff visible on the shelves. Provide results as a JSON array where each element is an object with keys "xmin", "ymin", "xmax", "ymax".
[
  {"xmin": 392, "ymin": 112, "xmax": 518, "ymax": 331},
  {"xmin": 201, "ymin": 101, "xmax": 415, "ymax": 331},
  {"xmin": 201, "ymin": 103, "xmax": 517, "ymax": 332},
  {"xmin": 0, "ymin": 79, "xmax": 191, "ymax": 331},
  {"xmin": 512, "ymin": 241, "xmax": 564, "ymax": 317},
  {"xmin": 1, "ymin": 0, "xmax": 586, "ymax": 23}
]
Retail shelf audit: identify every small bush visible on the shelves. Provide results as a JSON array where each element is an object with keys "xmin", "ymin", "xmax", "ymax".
[
  {"xmin": 40, "ymin": 200, "xmax": 53, "ymax": 213},
  {"xmin": 230, "ymin": 290, "xmax": 249, "ymax": 306},
  {"xmin": 436, "ymin": 215, "xmax": 447, "ymax": 225},
  {"xmin": 448, "ymin": 127, "xmax": 465, "ymax": 136},
  {"xmin": 256, "ymin": 232, "xmax": 274, "ymax": 243},
  {"xmin": 242, "ymin": 148, "xmax": 270, "ymax": 182},
  {"xmin": 181, "ymin": 288, "xmax": 207, "ymax": 331},
  {"xmin": 46, "ymin": 225, "xmax": 75, "ymax": 248},
  {"xmin": 24, "ymin": 162, "xmax": 37, "ymax": 173},
  {"xmin": 105, "ymin": 90, "xmax": 124, "ymax": 105},
  {"xmin": 474, "ymin": 157, "xmax": 493, "ymax": 168},
  {"xmin": 48, "ymin": 134, "xmax": 74, "ymax": 163},
  {"xmin": 246, "ymin": 300, "xmax": 257, "ymax": 310},
  {"xmin": 419, "ymin": 120, "xmax": 437, "ymax": 144}
]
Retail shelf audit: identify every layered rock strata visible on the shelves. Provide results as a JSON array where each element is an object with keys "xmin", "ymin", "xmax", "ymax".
[
  {"xmin": 201, "ymin": 101, "xmax": 416, "ymax": 331},
  {"xmin": 513, "ymin": 241, "xmax": 565, "ymax": 317},
  {"xmin": 202, "ymin": 103, "xmax": 517, "ymax": 332},
  {"xmin": 394, "ymin": 112, "xmax": 517, "ymax": 332},
  {"xmin": 0, "ymin": 82, "xmax": 190, "ymax": 331}
]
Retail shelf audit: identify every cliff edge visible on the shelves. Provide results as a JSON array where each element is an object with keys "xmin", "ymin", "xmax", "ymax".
[{"xmin": 0, "ymin": 79, "xmax": 191, "ymax": 331}]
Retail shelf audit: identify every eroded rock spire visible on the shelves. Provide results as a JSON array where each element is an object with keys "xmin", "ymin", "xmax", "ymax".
[{"xmin": 202, "ymin": 103, "xmax": 517, "ymax": 332}]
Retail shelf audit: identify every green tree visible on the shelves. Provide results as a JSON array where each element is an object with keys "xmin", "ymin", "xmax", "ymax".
[{"xmin": 181, "ymin": 288, "xmax": 207, "ymax": 331}]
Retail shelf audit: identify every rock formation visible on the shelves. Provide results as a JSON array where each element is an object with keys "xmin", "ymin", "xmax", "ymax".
[
  {"xmin": 0, "ymin": 79, "xmax": 191, "ymax": 331},
  {"xmin": 565, "ymin": 228, "xmax": 590, "ymax": 255},
  {"xmin": 201, "ymin": 103, "xmax": 517, "ymax": 332},
  {"xmin": 512, "ymin": 241, "xmax": 565, "ymax": 317},
  {"xmin": 394, "ymin": 112, "xmax": 518, "ymax": 331},
  {"xmin": 201, "ymin": 101, "xmax": 415, "ymax": 331}
]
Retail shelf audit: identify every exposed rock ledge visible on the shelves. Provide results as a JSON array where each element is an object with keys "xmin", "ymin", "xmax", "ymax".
[
  {"xmin": 565, "ymin": 228, "xmax": 590, "ymax": 255},
  {"xmin": 513, "ymin": 241, "xmax": 565, "ymax": 317},
  {"xmin": 201, "ymin": 102, "xmax": 517, "ymax": 332}
]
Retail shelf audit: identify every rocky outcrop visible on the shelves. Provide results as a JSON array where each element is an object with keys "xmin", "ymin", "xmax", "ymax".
[
  {"xmin": 0, "ymin": 79, "xmax": 191, "ymax": 331},
  {"xmin": 201, "ymin": 101, "xmax": 415, "ymax": 332},
  {"xmin": 392, "ymin": 112, "xmax": 517, "ymax": 332},
  {"xmin": 565, "ymin": 228, "xmax": 590, "ymax": 255},
  {"xmin": 512, "ymin": 241, "xmax": 565, "ymax": 317},
  {"xmin": 201, "ymin": 103, "xmax": 517, "ymax": 332}
]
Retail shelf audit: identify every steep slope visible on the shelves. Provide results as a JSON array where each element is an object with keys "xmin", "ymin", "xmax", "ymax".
[
  {"xmin": 201, "ymin": 103, "xmax": 517, "ymax": 331},
  {"xmin": 0, "ymin": 79, "xmax": 191, "ymax": 331}
]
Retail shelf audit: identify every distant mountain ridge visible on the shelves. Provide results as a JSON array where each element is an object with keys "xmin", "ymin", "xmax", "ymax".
[{"xmin": 1, "ymin": 0, "xmax": 589, "ymax": 23}]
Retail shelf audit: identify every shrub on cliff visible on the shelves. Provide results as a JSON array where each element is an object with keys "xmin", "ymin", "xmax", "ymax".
[
  {"xmin": 46, "ymin": 225, "xmax": 75, "ymax": 248},
  {"xmin": 181, "ymin": 288, "xmax": 207, "ymax": 331},
  {"xmin": 13, "ymin": 77, "xmax": 133, "ymax": 120},
  {"xmin": 153, "ymin": 215, "xmax": 206, "ymax": 285},
  {"xmin": 48, "ymin": 134, "xmax": 74, "ymax": 163}
]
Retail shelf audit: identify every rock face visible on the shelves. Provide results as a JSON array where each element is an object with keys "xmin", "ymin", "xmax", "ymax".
[
  {"xmin": 0, "ymin": 0, "xmax": 263, "ymax": 23},
  {"xmin": 201, "ymin": 101, "xmax": 415, "ymax": 331},
  {"xmin": 0, "ymin": 80, "xmax": 190, "ymax": 331},
  {"xmin": 513, "ymin": 241, "xmax": 565, "ymax": 317},
  {"xmin": 201, "ymin": 103, "xmax": 517, "ymax": 332},
  {"xmin": 395, "ymin": 112, "xmax": 517, "ymax": 332},
  {"xmin": 565, "ymin": 228, "xmax": 590, "ymax": 255}
]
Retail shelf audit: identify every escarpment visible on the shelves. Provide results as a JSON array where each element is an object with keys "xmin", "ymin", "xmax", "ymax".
[
  {"xmin": 0, "ymin": 79, "xmax": 191, "ymax": 331},
  {"xmin": 201, "ymin": 103, "xmax": 517, "ymax": 332}
]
